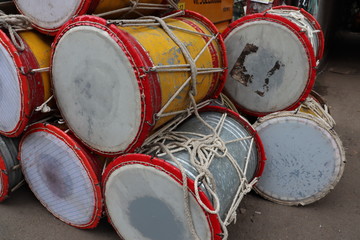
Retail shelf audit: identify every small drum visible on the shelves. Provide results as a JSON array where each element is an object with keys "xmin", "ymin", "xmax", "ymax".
[
  {"xmin": 266, "ymin": 6, "xmax": 325, "ymax": 61},
  {"xmin": 253, "ymin": 111, "xmax": 345, "ymax": 206},
  {"xmin": 14, "ymin": 0, "xmax": 178, "ymax": 35},
  {"xmin": 51, "ymin": 11, "xmax": 227, "ymax": 156},
  {"xmin": 222, "ymin": 8, "xmax": 321, "ymax": 116},
  {"xmin": 0, "ymin": 136, "xmax": 23, "ymax": 202},
  {"xmin": 103, "ymin": 106, "xmax": 265, "ymax": 240},
  {"xmin": 19, "ymin": 122, "xmax": 103, "ymax": 229},
  {"xmin": 0, "ymin": 30, "xmax": 52, "ymax": 137}
]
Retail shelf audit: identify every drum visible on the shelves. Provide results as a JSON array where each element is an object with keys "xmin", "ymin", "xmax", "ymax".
[
  {"xmin": 0, "ymin": 136, "xmax": 23, "ymax": 202},
  {"xmin": 14, "ymin": 0, "xmax": 178, "ymax": 35},
  {"xmin": 102, "ymin": 106, "xmax": 265, "ymax": 240},
  {"xmin": 266, "ymin": 6, "xmax": 325, "ymax": 61},
  {"xmin": 19, "ymin": 122, "xmax": 103, "ymax": 229},
  {"xmin": 0, "ymin": 30, "xmax": 52, "ymax": 137},
  {"xmin": 51, "ymin": 10, "xmax": 227, "ymax": 156},
  {"xmin": 222, "ymin": 8, "xmax": 318, "ymax": 116},
  {"xmin": 253, "ymin": 111, "xmax": 345, "ymax": 206}
]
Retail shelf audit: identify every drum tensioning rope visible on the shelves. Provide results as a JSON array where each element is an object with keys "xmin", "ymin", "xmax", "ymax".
[
  {"xmin": 140, "ymin": 95, "xmax": 258, "ymax": 240},
  {"xmin": 108, "ymin": 11, "xmax": 225, "ymax": 124},
  {"xmin": 95, "ymin": 0, "xmax": 179, "ymax": 18}
]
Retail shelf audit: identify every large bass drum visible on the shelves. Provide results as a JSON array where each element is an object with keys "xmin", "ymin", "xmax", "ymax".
[
  {"xmin": 222, "ymin": 8, "xmax": 321, "ymax": 116},
  {"xmin": 51, "ymin": 11, "xmax": 227, "ymax": 156}
]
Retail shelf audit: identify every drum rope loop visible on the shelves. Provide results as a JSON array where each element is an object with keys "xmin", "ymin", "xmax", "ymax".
[
  {"xmin": 110, "ymin": 11, "xmax": 225, "ymax": 120},
  {"xmin": 35, "ymin": 95, "xmax": 54, "ymax": 113},
  {"xmin": 95, "ymin": 0, "xmax": 179, "ymax": 18},
  {"xmin": 267, "ymin": 9, "xmax": 321, "ymax": 53},
  {"xmin": 299, "ymin": 97, "xmax": 336, "ymax": 129},
  {"xmin": 0, "ymin": 11, "xmax": 32, "ymax": 51},
  {"xmin": 141, "ymin": 94, "xmax": 258, "ymax": 240}
]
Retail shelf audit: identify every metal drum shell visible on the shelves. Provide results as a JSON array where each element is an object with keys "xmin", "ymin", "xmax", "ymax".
[
  {"xmin": 19, "ymin": 122, "xmax": 103, "ymax": 229},
  {"xmin": 102, "ymin": 106, "xmax": 266, "ymax": 240},
  {"xmin": 0, "ymin": 136, "xmax": 22, "ymax": 202},
  {"xmin": 0, "ymin": 30, "xmax": 51, "ymax": 137},
  {"xmin": 222, "ymin": 12, "xmax": 316, "ymax": 117},
  {"xmin": 51, "ymin": 10, "xmax": 227, "ymax": 156}
]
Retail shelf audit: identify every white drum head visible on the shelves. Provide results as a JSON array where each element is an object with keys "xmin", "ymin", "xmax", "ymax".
[
  {"xmin": 224, "ymin": 19, "xmax": 312, "ymax": 115},
  {"xmin": 14, "ymin": 0, "xmax": 83, "ymax": 31},
  {"xmin": 105, "ymin": 164, "xmax": 212, "ymax": 240},
  {"xmin": 52, "ymin": 25, "xmax": 142, "ymax": 154},
  {"xmin": 0, "ymin": 42, "xmax": 21, "ymax": 133},
  {"xmin": 254, "ymin": 113, "xmax": 345, "ymax": 205},
  {"xmin": 20, "ymin": 129, "xmax": 100, "ymax": 227}
]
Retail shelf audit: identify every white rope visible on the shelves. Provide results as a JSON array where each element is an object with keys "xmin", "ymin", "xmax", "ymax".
[
  {"xmin": 35, "ymin": 95, "xmax": 54, "ymax": 113},
  {"xmin": 140, "ymin": 94, "xmax": 256, "ymax": 240},
  {"xmin": 0, "ymin": 11, "xmax": 32, "ymax": 51},
  {"xmin": 300, "ymin": 97, "xmax": 336, "ymax": 129}
]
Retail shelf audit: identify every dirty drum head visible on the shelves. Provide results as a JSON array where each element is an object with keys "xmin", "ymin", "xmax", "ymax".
[
  {"xmin": 222, "ymin": 13, "xmax": 316, "ymax": 116},
  {"xmin": 253, "ymin": 112, "xmax": 345, "ymax": 205},
  {"xmin": 19, "ymin": 123, "xmax": 102, "ymax": 228}
]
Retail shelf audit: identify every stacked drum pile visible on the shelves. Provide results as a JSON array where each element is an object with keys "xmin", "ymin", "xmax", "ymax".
[{"xmin": 0, "ymin": 2, "xmax": 345, "ymax": 240}]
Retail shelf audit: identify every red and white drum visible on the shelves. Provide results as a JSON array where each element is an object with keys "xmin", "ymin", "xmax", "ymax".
[
  {"xmin": 102, "ymin": 106, "xmax": 265, "ymax": 240},
  {"xmin": 0, "ymin": 30, "xmax": 52, "ymax": 137},
  {"xmin": 51, "ymin": 11, "xmax": 227, "ymax": 156},
  {"xmin": 0, "ymin": 136, "xmax": 23, "ymax": 202},
  {"xmin": 19, "ymin": 123, "xmax": 103, "ymax": 229},
  {"xmin": 14, "ymin": 0, "xmax": 176, "ymax": 35},
  {"xmin": 222, "ymin": 8, "xmax": 320, "ymax": 116}
]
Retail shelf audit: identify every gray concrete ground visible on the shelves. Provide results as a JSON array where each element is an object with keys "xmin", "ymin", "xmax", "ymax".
[{"xmin": 0, "ymin": 33, "xmax": 359, "ymax": 240}]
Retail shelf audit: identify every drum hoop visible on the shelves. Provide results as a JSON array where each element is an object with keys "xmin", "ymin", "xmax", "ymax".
[
  {"xmin": 52, "ymin": 11, "xmax": 226, "ymax": 156},
  {"xmin": 200, "ymin": 105, "xmax": 266, "ymax": 178},
  {"xmin": 270, "ymin": 5, "xmax": 325, "ymax": 60},
  {"xmin": 19, "ymin": 123, "xmax": 103, "ymax": 229},
  {"xmin": 14, "ymin": 0, "xmax": 93, "ymax": 36},
  {"xmin": 222, "ymin": 13, "xmax": 316, "ymax": 117},
  {"xmin": 253, "ymin": 111, "xmax": 346, "ymax": 206},
  {"xmin": 0, "ymin": 31, "xmax": 45, "ymax": 137},
  {"xmin": 0, "ymin": 154, "xmax": 9, "ymax": 202},
  {"xmin": 102, "ymin": 153, "xmax": 223, "ymax": 240}
]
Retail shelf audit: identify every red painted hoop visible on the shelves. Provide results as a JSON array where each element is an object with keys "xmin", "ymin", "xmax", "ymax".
[
  {"xmin": 0, "ymin": 155, "xmax": 9, "ymax": 202},
  {"xmin": 19, "ymin": 123, "xmax": 103, "ymax": 229},
  {"xmin": 51, "ymin": 10, "xmax": 227, "ymax": 156},
  {"xmin": 0, "ymin": 30, "xmax": 45, "ymax": 137},
  {"xmin": 222, "ymin": 12, "xmax": 317, "ymax": 117}
]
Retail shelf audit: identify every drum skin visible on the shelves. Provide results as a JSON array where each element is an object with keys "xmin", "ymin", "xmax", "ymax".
[
  {"xmin": 51, "ymin": 10, "xmax": 227, "ymax": 156},
  {"xmin": 19, "ymin": 123, "xmax": 103, "ymax": 229},
  {"xmin": 0, "ymin": 30, "xmax": 51, "ymax": 137}
]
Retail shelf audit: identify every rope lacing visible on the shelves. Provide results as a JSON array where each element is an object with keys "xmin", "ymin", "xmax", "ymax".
[
  {"xmin": 140, "ymin": 94, "xmax": 257, "ymax": 240},
  {"xmin": 0, "ymin": 11, "xmax": 32, "ymax": 51}
]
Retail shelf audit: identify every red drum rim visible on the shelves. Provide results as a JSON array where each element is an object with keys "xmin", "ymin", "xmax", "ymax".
[
  {"xmin": 51, "ymin": 10, "xmax": 227, "ymax": 156},
  {"xmin": 222, "ymin": 13, "xmax": 316, "ymax": 117},
  {"xmin": 0, "ymin": 30, "xmax": 44, "ymax": 137},
  {"xmin": 270, "ymin": 5, "xmax": 325, "ymax": 60},
  {"xmin": 102, "ymin": 153, "xmax": 223, "ymax": 240},
  {"xmin": 199, "ymin": 105, "xmax": 266, "ymax": 178},
  {"xmin": 0, "ymin": 155, "xmax": 9, "ymax": 202},
  {"xmin": 14, "ymin": 0, "xmax": 97, "ymax": 36},
  {"xmin": 19, "ymin": 123, "xmax": 103, "ymax": 229}
]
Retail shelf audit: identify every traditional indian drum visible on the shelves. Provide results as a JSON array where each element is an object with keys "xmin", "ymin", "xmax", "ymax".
[
  {"xmin": 51, "ymin": 10, "xmax": 227, "ymax": 156},
  {"xmin": 222, "ymin": 8, "xmax": 321, "ymax": 116},
  {"xmin": 253, "ymin": 111, "xmax": 345, "ymax": 206},
  {"xmin": 0, "ymin": 136, "xmax": 23, "ymax": 202},
  {"xmin": 103, "ymin": 106, "xmax": 265, "ymax": 240},
  {"xmin": 19, "ymin": 122, "xmax": 103, "ymax": 228},
  {"xmin": 0, "ymin": 29, "xmax": 52, "ymax": 137},
  {"xmin": 13, "ymin": 0, "xmax": 179, "ymax": 35}
]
